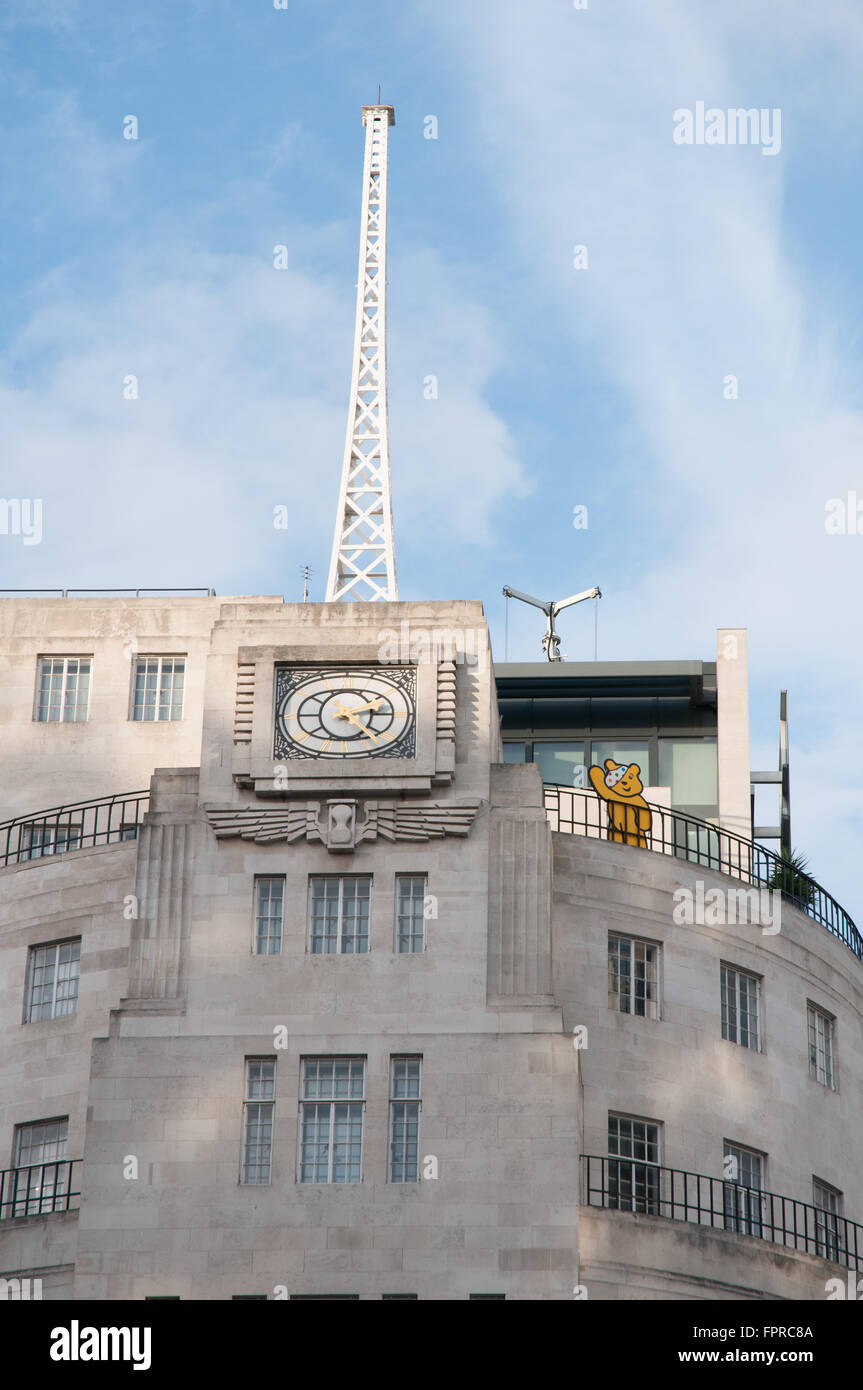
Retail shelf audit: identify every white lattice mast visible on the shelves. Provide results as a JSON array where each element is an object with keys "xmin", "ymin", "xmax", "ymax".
[{"xmin": 326, "ymin": 104, "xmax": 398, "ymax": 603}]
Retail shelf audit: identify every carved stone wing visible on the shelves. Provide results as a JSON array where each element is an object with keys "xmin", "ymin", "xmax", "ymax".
[
  {"xmin": 358, "ymin": 800, "xmax": 480, "ymax": 843},
  {"xmin": 206, "ymin": 805, "xmax": 322, "ymax": 844}
]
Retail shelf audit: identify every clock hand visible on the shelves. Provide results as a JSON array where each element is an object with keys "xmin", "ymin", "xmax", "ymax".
[
  {"xmin": 333, "ymin": 697, "xmax": 384, "ymax": 717},
  {"xmin": 336, "ymin": 707, "xmax": 382, "ymax": 743}
]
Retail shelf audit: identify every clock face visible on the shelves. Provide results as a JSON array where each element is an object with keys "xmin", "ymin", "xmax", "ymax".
[{"xmin": 274, "ymin": 667, "xmax": 417, "ymax": 761}]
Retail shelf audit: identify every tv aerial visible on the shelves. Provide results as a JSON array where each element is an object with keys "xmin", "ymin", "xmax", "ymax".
[{"xmin": 502, "ymin": 584, "xmax": 602, "ymax": 662}]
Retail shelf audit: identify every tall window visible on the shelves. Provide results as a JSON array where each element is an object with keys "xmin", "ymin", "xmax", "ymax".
[
  {"xmin": 395, "ymin": 875, "xmax": 426, "ymax": 954},
  {"xmin": 309, "ymin": 877, "xmax": 370, "ymax": 954},
  {"xmin": 723, "ymin": 1142, "xmax": 764, "ymax": 1237},
  {"xmin": 607, "ymin": 1114, "xmax": 660, "ymax": 1215},
  {"xmin": 807, "ymin": 1006, "xmax": 835, "ymax": 1089},
  {"xmin": 813, "ymin": 1179, "xmax": 842, "ymax": 1263},
  {"xmin": 25, "ymin": 940, "xmax": 81, "ymax": 1022},
  {"xmin": 608, "ymin": 935, "xmax": 659, "ymax": 1018},
  {"xmin": 241, "ymin": 1059, "xmax": 275, "ymax": 1184},
  {"xmin": 21, "ymin": 822, "xmax": 82, "ymax": 860},
  {"xmin": 299, "ymin": 1058, "xmax": 365, "ymax": 1183},
  {"xmin": 11, "ymin": 1118, "xmax": 68, "ymax": 1216},
  {"xmin": 130, "ymin": 656, "xmax": 185, "ymax": 721},
  {"xmin": 34, "ymin": 657, "xmax": 90, "ymax": 722},
  {"xmin": 389, "ymin": 1057, "xmax": 421, "ymax": 1182},
  {"xmin": 254, "ymin": 878, "xmax": 285, "ymax": 956},
  {"xmin": 721, "ymin": 964, "xmax": 761, "ymax": 1050}
]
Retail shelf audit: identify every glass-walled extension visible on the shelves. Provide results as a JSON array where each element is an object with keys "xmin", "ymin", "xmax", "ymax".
[{"xmin": 495, "ymin": 661, "xmax": 719, "ymax": 819}]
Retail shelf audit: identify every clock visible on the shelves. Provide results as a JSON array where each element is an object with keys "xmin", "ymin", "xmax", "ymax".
[{"xmin": 274, "ymin": 667, "xmax": 417, "ymax": 761}]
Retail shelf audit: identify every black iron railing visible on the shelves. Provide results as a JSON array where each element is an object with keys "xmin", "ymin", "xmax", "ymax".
[
  {"xmin": 581, "ymin": 1155, "xmax": 863, "ymax": 1271},
  {"xmin": 0, "ymin": 1160, "xmax": 81, "ymax": 1220},
  {"xmin": 0, "ymin": 792, "xmax": 149, "ymax": 869},
  {"xmin": 545, "ymin": 785, "xmax": 862, "ymax": 962}
]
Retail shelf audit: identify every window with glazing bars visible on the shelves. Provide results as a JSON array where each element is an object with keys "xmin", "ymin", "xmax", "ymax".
[
  {"xmin": 389, "ymin": 1057, "xmax": 421, "ymax": 1182},
  {"xmin": 241, "ymin": 1058, "xmax": 275, "ymax": 1184},
  {"xmin": 807, "ymin": 1005, "xmax": 835, "ymax": 1088},
  {"xmin": 25, "ymin": 940, "xmax": 81, "ymax": 1022},
  {"xmin": 813, "ymin": 1179, "xmax": 842, "ymax": 1262},
  {"xmin": 723, "ymin": 1142, "xmax": 764, "ymax": 1237},
  {"xmin": 130, "ymin": 656, "xmax": 185, "ymax": 721},
  {"xmin": 395, "ymin": 875, "xmax": 426, "ymax": 953},
  {"xmin": 34, "ymin": 657, "xmax": 91, "ymax": 723},
  {"xmin": 721, "ymin": 964, "xmax": 760, "ymax": 1050},
  {"xmin": 607, "ymin": 1114, "xmax": 660, "ymax": 1215},
  {"xmin": 254, "ymin": 878, "xmax": 285, "ymax": 955},
  {"xmin": 308, "ymin": 877, "xmax": 370, "ymax": 954},
  {"xmin": 21, "ymin": 822, "xmax": 82, "ymax": 860},
  {"xmin": 608, "ymin": 935, "xmax": 659, "ymax": 1018},
  {"xmin": 11, "ymin": 1118, "xmax": 68, "ymax": 1216},
  {"xmin": 298, "ymin": 1058, "xmax": 365, "ymax": 1183}
]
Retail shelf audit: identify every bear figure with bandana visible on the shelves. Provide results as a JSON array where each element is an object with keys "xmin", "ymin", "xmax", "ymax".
[{"xmin": 587, "ymin": 758, "xmax": 652, "ymax": 849}]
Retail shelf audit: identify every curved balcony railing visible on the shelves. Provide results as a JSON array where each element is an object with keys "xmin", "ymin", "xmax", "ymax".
[
  {"xmin": 581, "ymin": 1154, "xmax": 863, "ymax": 1272},
  {"xmin": 0, "ymin": 792, "xmax": 149, "ymax": 869},
  {"xmin": 545, "ymin": 785, "xmax": 862, "ymax": 962},
  {"xmin": 0, "ymin": 1160, "xmax": 81, "ymax": 1220}
]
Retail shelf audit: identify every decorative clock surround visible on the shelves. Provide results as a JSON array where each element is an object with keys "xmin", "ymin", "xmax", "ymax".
[{"xmin": 273, "ymin": 666, "xmax": 417, "ymax": 761}]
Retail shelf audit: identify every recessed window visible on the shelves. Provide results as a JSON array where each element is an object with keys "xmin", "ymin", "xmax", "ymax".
[
  {"xmin": 254, "ymin": 877, "xmax": 285, "ymax": 956},
  {"xmin": 721, "ymin": 964, "xmax": 761, "ymax": 1051},
  {"xmin": 532, "ymin": 741, "xmax": 585, "ymax": 786},
  {"xmin": 10, "ymin": 1118, "xmax": 69, "ymax": 1217},
  {"xmin": 241, "ymin": 1058, "xmax": 275, "ymax": 1184},
  {"xmin": 34, "ymin": 657, "xmax": 91, "ymax": 723},
  {"xmin": 25, "ymin": 940, "xmax": 81, "ymax": 1022},
  {"xmin": 723, "ymin": 1142, "xmax": 765, "ymax": 1237},
  {"xmin": 395, "ymin": 875, "xmax": 426, "ymax": 954},
  {"xmin": 807, "ymin": 1005, "xmax": 835, "ymax": 1089},
  {"xmin": 389, "ymin": 1057, "xmax": 421, "ymax": 1183},
  {"xmin": 299, "ymin": 1057, "xmax": 365, "ymax": 1183},
  {"xmin": 608, "ymin": 934, "xmax": 660, "ymax": 1018},
  {"xmin": 607, "ymin": 1114, "xmax": 661, "ymax": 1215},
  {"xmin": 309, "ymin": 876, "xmax": 370, "ymax": 954},
  {"xmin": 813, "ymin": 1179, "xmax": 843, "ymax": 1262},
  {"xmin": 21, "ymin": 822, "xmax": 82, "ymax": 860},
  {"xmin": 130, "ymin": 656, "xmax": 185, "ymax": 721}
]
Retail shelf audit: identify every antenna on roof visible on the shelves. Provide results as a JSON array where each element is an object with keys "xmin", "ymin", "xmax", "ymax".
[{"xmin": 501, "ymin": 584, "xmax": 602, "ymax": 662}]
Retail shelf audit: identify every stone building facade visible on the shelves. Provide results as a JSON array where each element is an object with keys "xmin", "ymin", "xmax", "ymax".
[{"xmin": 0, "ymin": 595, "xmax": 859, "ymax": 1300}]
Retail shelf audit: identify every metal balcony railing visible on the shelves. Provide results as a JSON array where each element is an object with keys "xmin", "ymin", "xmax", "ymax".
[
  {"xmin": 545, "ymin": 785, "xmax": 862, "ymax": 962},
  {"xmin": 0, "ymin": 792, "xmax": 149, "ymax": 869},
  {"xmin": 0, "ymin": 1160, "xmax": 81, "ymax": 1220},
  {"xmin": 581, "ymin": 1155, "xmax": 863, "ymax": 1271}
]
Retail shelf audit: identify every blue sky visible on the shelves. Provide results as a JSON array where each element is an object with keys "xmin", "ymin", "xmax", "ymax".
[{"xmin": 1, "ymin": 0, "xmax": 862, "ymax": 918}]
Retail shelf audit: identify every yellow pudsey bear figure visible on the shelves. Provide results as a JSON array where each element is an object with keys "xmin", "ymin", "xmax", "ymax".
[{"xmin": 587, "ymin": 759, "xmax": 652, "ymax": 849}]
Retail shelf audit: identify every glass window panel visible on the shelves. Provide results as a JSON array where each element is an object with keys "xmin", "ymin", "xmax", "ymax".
[
  {"xmin": 658, "ymin": 738, "xmax": 718, "ymax": 808},
  {"xmin": 590, "ymin": 740, "xmax": 650, "ymax": 781},
  {"xmin": 532, "ymin": 741, "xmax": 585, "ymax": 786}
]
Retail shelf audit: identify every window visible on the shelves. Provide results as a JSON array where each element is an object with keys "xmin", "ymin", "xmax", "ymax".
[
  {"xmin": 723, "ymin": 1142, "xmax": 765, "ymax": 1237},
  {"xmin": 607, "ymin": 1114, "xmax": 660, "ymax": 1215},
  {"xmin": 721, "ymin": 964, "xmax": 761, "ymax": 1050},
  {"xmin": 808, "ymin": 1005, "xmax": 835, "ymax": 1089},
  {"xmin": 309, "ymin": 877, "xmax": 370, "ymax": 954},
  {"xmin": 254, "ymin": 878, "xmax": 284, "ymax": 956},
  {"xmin": 34, "ymin": 657, "xmax": 90, "ymax": 723},
  {"xmin": 241, "ymin": 1059, "xmax": 275, "ymax": 1184},
  {"xmin": 389, "ymin": 1057, "xmax": 421, "ymax": 1182},
  {"xmin": 21, "ymin": 822, "xmax": 82, "ymax": 860},
  {"xmin": 11, "ymin": 1118, "xmax": 69, "ymax": 1216},
  {"xmin": 130, "ymin": 656, "xmax": 185, "ymax": 721},
  {"xmin": 395, "ymin": 875, "xmax": 426, "ymax": 954},
  {"xmin": 299, "ymin": 1057, "xmax": 365, "ymax": 1183},
  {"xmin": 532, "ymin": 741, "xmax": 585, "ymax": 786},
  {"xmin": 658, "ymin": 738, "xmax": 718, "ymax": 813},
  {"xmin": 501, "ymin": 743, "xmax": 526, "ymax": 763},
  {"xmin": 608, "ymin": 935, "xmax": 659, "ymax": 1018},
  {"xmin": 590, "ymin": 740, "xmax": 650, "ymax": 778},
  {"xmin": 813, "ymin": 1180, "xmax": 843, "ymax": 1263},
  {"xmin": 25, "ymin": 940, "xmax": 81, "ymax": 1022}
]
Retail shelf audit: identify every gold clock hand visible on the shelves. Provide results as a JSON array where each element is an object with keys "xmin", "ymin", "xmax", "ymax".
[
  {"xmin": 333, "ymin": 697, "xmax": 384, "ymax": 717},
  {"xmin": 336, "ymin": 707, "xmax": 381, "ymax": 743}
]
